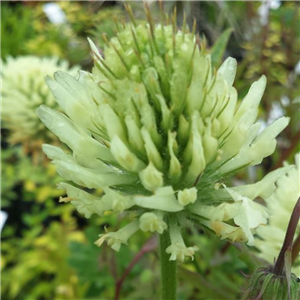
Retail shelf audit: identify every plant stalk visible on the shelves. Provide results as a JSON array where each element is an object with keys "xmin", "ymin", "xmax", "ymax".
[
  {"xmin": 273, "ymin": 197, "xmax": 300, "ymax": 275},
  {"xmin": 292, "ymin": 232, "xmax": 300, "ymax": 264},
  {"xmin": 160, "ymin": 231, "xmax": 177, "ymax": 300}
]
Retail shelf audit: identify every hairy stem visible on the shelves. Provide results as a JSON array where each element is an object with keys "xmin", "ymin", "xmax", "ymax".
[{"xmin": 160, "ymin": 231, "xmax": 177, "ymax": 300}]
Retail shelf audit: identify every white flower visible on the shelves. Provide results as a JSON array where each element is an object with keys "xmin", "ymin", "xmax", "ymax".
[
  {"xmin": 95, "ymin": 220, "xmax": 139, "ymax": 251},
  {"xmin": 1, "ymin": 56, "xmax": 78, "ymax": 149},
  {"xmin": 177, "ymin": 188, "xmax": 197, "ymax": 206},
  {"xmin": 134, "ymin": 187, "xmax": 184, "ymax": 212},
  {"xmin": 190, "ymin": 187, "xmax": 268, "ymax": 246},
  {"xmin": 139, "ymin": 212, "xmax": 167, "ymax": 234},
  {"xmin": 37, "ymin": 9, "xmax": 291, "ymax": 259},
  {"xmin": 139, "ymin": 162, "xmax": 164, "ymax": 191},
  {"xmin": 255, "ymin": 154, "xmax": 300, "ymax": 275},
  {"xmin": 166, "ymin": 224, "xmax": 198, "ymax": 262}
]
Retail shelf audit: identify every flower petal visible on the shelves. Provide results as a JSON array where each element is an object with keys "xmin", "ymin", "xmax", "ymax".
[
  {"xmin": 166, "ymin": 224, "xmax": 198, "ymax": 261},
  {"xmin": 57, "ymin": 182, "xmax": 107, "ymax": 218},
  {"xmin": 217, "ymin": 57, "xmax": 237, "ymax": 86},
  {"xmin": 95, "ymin": 220, "xmax": 139, "ymax": 251},
  {"xmin": 110, "ymin": 135, "xmax": 146, "ymax": 172},
  {"xmin": 139, "ymin": 162, "xmax": 164, "ymax": 191},
  {"xmin": 43, "ymin": 144, "xmax": 134, "ymax": 188},
  {"xmin": 134, "ymin": 187, "xmax": 184, "ymax": 212}
]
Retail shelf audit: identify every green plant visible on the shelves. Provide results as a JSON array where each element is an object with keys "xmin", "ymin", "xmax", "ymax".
[
  {"xmin": 1, "ymin": 3, "xmax": 36, "ymax": 58},
  {"xmin": 1, "ymin": 215, "xmax": 86, "ymax": 300},
  {"xmin": 37, "ymin": 4, "xmax": 297, "ymax": 299}
]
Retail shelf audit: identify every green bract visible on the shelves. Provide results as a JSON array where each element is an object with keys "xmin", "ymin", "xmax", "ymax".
[
  {"xmin": 38, "ymin": 14, "xmax": 291, "ymax": 261},
  {"xmin": 2, "ymin": 56, "xmax": 79, "ymax": 149},
  {"xmin": 243, "ymin": 265, "xmax": 299, "ymax": 300}
]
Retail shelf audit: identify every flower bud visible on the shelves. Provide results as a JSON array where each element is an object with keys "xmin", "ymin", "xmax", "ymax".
[
  {"xmin": 177, "ymin": 188, "xmax": 197, "ymax": 206},
  {"xmin": 139, "ymin": 212, "xmax": 167, "ymax": 234},
  {"xmin": 243, "ymin": 265, "xmax": 299, "ymax": 300},
  {"xmin": 139, "ymin": 162, "xmax": 164, "ymax": 191}
]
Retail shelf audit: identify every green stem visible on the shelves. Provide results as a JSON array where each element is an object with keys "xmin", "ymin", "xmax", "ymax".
[{"xmin": 160, "ymin": 231, "xmax": 177, "ymax": 300}]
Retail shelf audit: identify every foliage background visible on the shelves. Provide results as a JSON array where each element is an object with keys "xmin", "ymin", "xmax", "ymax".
[{"xmin": 1, "ymin": 1, "xmax": 299, "ymax": 300}]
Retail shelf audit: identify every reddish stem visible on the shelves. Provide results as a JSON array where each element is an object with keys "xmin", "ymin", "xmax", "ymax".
[
  {"xmin": 114, "ymin": 237, "xmax": 157, "ymax": 300},
  {"xmin": 273, "ymin": 197, "xmax": 300, "ymax": 275},
  {"xmin": 292, "ymin": 232, "xmax": 300, "ymax": 264}
]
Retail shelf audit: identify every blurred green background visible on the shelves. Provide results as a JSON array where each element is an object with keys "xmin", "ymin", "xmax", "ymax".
[{"xmin": 1, "ymin": 1, "xmax": 299, "ymax": 299}]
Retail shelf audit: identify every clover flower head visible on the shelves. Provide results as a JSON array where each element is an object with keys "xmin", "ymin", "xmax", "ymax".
[
  {"xmin": 1, "ymin": 56, "xmax": 79, "ymax": 149},
  {"xmin": 256, "ymin": 154, "xmax": 300, "ymax": 275},
  {"xmin": 38, "ymin": 7, "xmax": 291, "ymax": 259}
]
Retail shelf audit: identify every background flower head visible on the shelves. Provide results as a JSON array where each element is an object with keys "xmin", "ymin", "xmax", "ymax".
[{"xmin": 1, "ymin": 55, "xmax": 79, "ymax": 151}]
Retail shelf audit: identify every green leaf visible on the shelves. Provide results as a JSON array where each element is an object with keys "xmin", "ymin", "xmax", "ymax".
[
  {"xmin": 210, "ymin": 28, "xmax": 233, "ymax": 68},
  {"xmin": 68, "ymin": 240, "xmax": 102, "ymax": 283}
]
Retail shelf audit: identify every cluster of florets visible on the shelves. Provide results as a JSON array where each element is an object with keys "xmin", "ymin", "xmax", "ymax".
[
  {"xmin": 256, "ymin": 154, "xmax": 300, "ymax": 276},
  {"xmin": 2, "ymin": 56, "xmax": 78, "ymax": 150},
  {"xmin": 38, "ymin": 9, "xmax": 291, "ymax": 261}
]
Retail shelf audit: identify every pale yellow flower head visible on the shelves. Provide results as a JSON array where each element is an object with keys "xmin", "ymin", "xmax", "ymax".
[
  {"xmin": 256, "ymin": 154, "xmax": 300, "ymax": 275},
  {"xmin": 37, "ymin": 10, "xmax": 291, "ymax": 260},
  {"xmin": 1, "ymin": 56, "xmax": 79, "ymax": 149}
]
